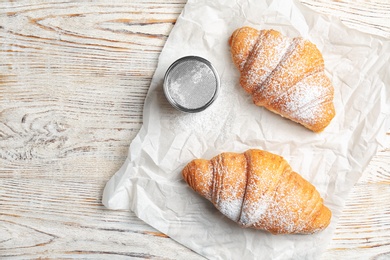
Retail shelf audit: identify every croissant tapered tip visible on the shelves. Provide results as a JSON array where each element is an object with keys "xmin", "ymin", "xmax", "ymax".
[
  {"xmin": 182, "ymin": 159, "xmax": 213, "ymax": 201},
  {"xmin": 309, "ymin": 205, "xmax": 332, "ymax": 233}
]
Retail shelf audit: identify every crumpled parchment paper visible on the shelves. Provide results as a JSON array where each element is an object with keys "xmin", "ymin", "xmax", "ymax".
[{"xmin": 102, "ymin": 0, "xmax": 390, "ymax": 258}]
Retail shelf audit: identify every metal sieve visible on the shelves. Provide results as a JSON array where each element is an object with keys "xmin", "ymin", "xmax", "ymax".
[{"xmin": 163, "ymin": 56, "xmax": 220, "ymax": 113}]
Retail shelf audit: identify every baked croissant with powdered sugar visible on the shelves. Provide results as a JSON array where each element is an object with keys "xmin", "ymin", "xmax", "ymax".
[
  {"xmin": 229, "ymin": 26, "xmax": 335, "ymax": 132},
  {"xmin": 182, "ymin": 149, "xmax": 331, "ymax": 234}
]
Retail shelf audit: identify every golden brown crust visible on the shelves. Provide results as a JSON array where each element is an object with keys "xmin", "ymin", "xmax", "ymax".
[
  {"xmin": 229, "ymin": 26, "xmax": 261, "ymax": 73},
  {"xmin": 182, "ymin": 159, "xmax": 213, "ymax": 201},
  {"xmin": 182, "ymin": 149, "xmax": 332, "ymax": 234},
  {"xmin": 229, "ymin": 26, "xmax": 335, "ymax": 132}
]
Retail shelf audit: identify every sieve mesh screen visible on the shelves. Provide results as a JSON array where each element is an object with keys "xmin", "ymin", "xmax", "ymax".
[{"xmin": 165, "ymin": 57, "xmax": 219, "ymax": 111}]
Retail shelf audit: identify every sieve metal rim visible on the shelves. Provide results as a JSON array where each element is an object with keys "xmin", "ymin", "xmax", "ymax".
[{"xmin": 163, "ymin": 55, "xmax": 220, "ymax": 113}]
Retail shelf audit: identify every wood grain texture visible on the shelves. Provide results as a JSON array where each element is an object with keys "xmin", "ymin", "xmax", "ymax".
[{"xmin": 1, "ymin": 0, "xmax": 389, "ymax": 259}]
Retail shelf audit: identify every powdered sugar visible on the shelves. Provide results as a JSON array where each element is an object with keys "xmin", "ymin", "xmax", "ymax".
[
  {"xmin": 236, "ymin": 36, "xmax": 258, "ymax": 71},
  {"xmin": 211, "ymin": 153, "xmax": 247, "ymax": 222},
  {"xmin": 239, "ymin": 194, "xmax": 270, "ymax": 226},
  {"xmin": 242, "ymin": 31, "xmax": 293, "ymax": 93},
  {"xmin": 283, "ymin": 76, "xmax": 328, "ymax": 124},
  {"xmin": 188, "ymin": 150, "xmax": 327, "ymax": 234},
  {"xmin": 231, "ymin": 28, "xmax": 335, "ymax": 131},
  {"xmin": 238, "ymin": 174, "xmax": 311, "ymax": 234},
  {"xmin": 166, "ymin": 78, "xmax": 240, "ymax": 145},
  {"xmin": 218, "ymin": 198, "xmax": 243, "ymax": 222},
  {"xmin": 166, "ymin": 58, "xmax": 218, "ymax": 110}
]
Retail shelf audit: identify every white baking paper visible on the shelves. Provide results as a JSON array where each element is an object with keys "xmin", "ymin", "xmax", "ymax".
[{"xmin": 102, "ymin": 0, "xmax": 390, "ymax": 258}]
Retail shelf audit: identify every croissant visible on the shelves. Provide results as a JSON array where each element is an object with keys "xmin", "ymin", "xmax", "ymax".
[
  {"xmin": 229, "ymin": 26, "xmax": 335, "ymax": 132},
  {"xmin": 182, "ymin": 149, "xmax": 331, "ymax": 234}
]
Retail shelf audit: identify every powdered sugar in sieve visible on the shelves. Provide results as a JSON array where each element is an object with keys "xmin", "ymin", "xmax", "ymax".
[{"xmin": 163, "ymin": 56, "xmax": 220, "ymax": 113}]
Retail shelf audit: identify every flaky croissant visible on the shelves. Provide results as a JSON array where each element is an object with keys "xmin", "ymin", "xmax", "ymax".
[
  {"xmin": 182, "ymin": 149, "xmax": 331, "ymax": 234},
  {"xmin": 229, "ymin": 26, "xmax": 335, "ymax": 132}
]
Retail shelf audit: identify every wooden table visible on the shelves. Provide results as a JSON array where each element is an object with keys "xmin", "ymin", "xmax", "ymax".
[{"xmin": 1, "ymin": 0, "xmax": 389, "ymax": 259}]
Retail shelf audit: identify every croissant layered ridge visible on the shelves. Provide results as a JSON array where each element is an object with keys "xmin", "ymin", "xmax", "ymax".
[
  {"xmin": 229, "ymin": 27, "xmax": 335, "ymax": 132},
  {"xmin": 182, "ymin": 149, "xmax": 332, "ymax": 234}
]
